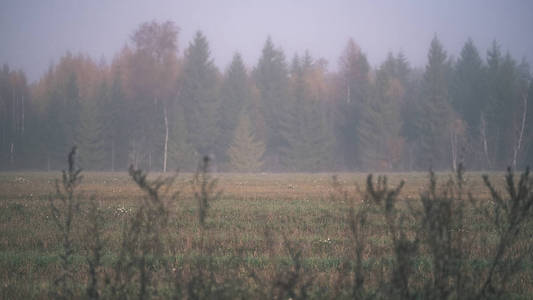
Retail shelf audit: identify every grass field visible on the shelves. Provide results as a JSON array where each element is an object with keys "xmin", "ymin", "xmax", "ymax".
[{"xmin": 0, "ymin": 169, "xmax": 531, "ymax": 299}]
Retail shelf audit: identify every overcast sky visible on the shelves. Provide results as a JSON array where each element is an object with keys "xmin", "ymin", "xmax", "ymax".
[{"xmin": 1, "ymin": 0, "xmax": 532, "ymax": 82}]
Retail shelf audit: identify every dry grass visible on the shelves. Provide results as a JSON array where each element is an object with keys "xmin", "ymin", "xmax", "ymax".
[{"xmin": 0, "ymin": 170, "xmax": 530, "ymax": 299}]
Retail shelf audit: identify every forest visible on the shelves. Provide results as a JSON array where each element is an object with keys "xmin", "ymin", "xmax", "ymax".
[
  {"xmin": 2, "ymin": 11, "xmax": 533, "ymax": 298},
  {"xmin": 1, "ymin": 20, "xmax": 532, "ymax": 172}
]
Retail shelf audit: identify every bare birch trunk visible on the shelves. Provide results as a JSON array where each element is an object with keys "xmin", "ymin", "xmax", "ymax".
[
  {"xmin": 480, "ymin": 113, "xmax": 491, "ymax": 170},
  {"xmin": 450, "ymin": 128, "xmax": 457, "ymax": 172},
  {"xmin": 163, "ymin": 105, "xmax": 168, "ymax": 173},
  {"xmin": 1, "ymin": 105, "xmax": 5, "ymax": 156},
  {"xmin": 9, "ymin": 142, "xmax": 14, "ymax": 165},
  {"xmin": 346, "ymin": 85, "xmax": 351, "ymax": 103},
  {"xmin": 111, "ymin": 140, "xmax": 115, "ymax": 172},
  {"xmin": 21, "ymin": 95, "xmax": 24, "ymax": 135},
  {"xmin": 148, "ymin": 151, "xmax": 152, "ymax": 171},
  {"xmin": 12, "ymin": 89, "xmax": 15, "ymax": 134},
  {"xmin": 131, "ymin": 140, "xmax": 139, "ymax": 169},
  {"xmin": 512, "ymin": 91, "xmax": 528, "ymax": 169}
]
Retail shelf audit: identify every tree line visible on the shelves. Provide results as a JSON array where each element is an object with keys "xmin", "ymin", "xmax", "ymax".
[{"xmin": 1, "ymin": 20, "xmax": 531, "ymax": 172}]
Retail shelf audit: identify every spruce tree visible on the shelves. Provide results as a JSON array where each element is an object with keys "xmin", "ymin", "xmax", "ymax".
[
  {"xmin": 103, "ymin": 69, "xmax": 128, "ymax": 171},
  {"xmin": 44, "ymin": 71, "xmax": 82, "ymax": 170},
  {"xmin": 452, "ymin": 38, "xmax": 486, "ymax": 131},
  {"xmin": 337, "ymin": 39, "xmax": 370, "ymax": 169},
  {"xmin": 417, "ymin": 36, "xmax": 453, "ymax": 170},
  {"xmin": 253, "ymin": 37, "xmax": 290, "ymax": 168},
  {"xmin": 450, "ymin": 38, "xmax": 487, "ymax": 168},
  {"xmin": 484, "ymin": 41, "xmax": 506, "ymax": 169},
  {"xmin": 358, "ymin": 53, "xmax": 408, "ymax": 170},
  {"xmin": 511, "ymin": 59, "xmax": 530, "ymax": 169},
  {"xmin": 0, "ymin": 67, "xmax": 31, "ymax": 169},
  {"xmin": 78, "ymin": 87, "xmax": 105, "ymax": 170},
  {"xmin": 180, "ymin": 31, "xmax": 219, "ymax": 157},
  {"xmin": 216, "ymin": 53, "xmax": 250, "ymax": 163},
  {"xmin": 64, "ymin": 72, "xmax": 82, "ymax": 149},
  {"xmin": 168, "ymin": 102, "xmax": 196, "ymax": 171},
  {"xmin": 484, "ymin": 42, "xmax": 526, "ymax": 168},
  {"xmin": 524, "ymin": 81, "xmax": 533, "ymax": 167},
  {"xmin": 284, "ymin": 53, "xmax": 334, "ymax": 171}
]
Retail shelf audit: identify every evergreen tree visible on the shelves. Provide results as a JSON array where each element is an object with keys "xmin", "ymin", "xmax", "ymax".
[
  {"xmin": 336, "ymin": 39, "xmax": 370, "ymax": 169},
  {"xmin": 483, "ymin": 41, "xmax": 507, "ymax": 169},
  {"xmin": 102, "ymin": 69, "xmax": 128, "ymax": 171},
  {"xmin": 168, "ymin": 102, "xmax": 197, "ymax": 171},
  {"xmin": 253, "ymin": 37, "xmax": 290, "ymax": 169},
  {"xmin": 484, "ymin": 42, "xmax": 526, "ymax": 169},
  {"xmin": 44, "ymin": 79, "xmax": 65, "ymax": 170},
  {"xmin": 511, "ymin": 59, "xmax": 530, "ymax": 169},
  {"xmin": 358, "ymin": 53, "xmax": 409, "ymax": 170},
  {"xmin": 17, "ymin": 75, "xmax": 44, "ymax": 169},
  {"xmin": 524, "ymin": 80, "xmax": 533, "ymax": 167},
  {"xmin": 0, "ymin": 66, "xmax": 30, "ymax": 169},
  {"xmin": 285, "ymin": 53, "xmax": 335, "ymax": 171},
  {"xmin": 44, "ymin": 70, "xmax": 82, "ymax": 170},
  {"xmin": 452, "ymin": 38, "xmax": 486, "ymax": 131},
  {"xmin": 78, "ymin": 84, "xmax": 105, "ymax": 170},
  {"xmin": 180, "ymin": 31, "xmax": 219, "ymax": 157},
  {"xmin": 0, "ymin": 65, "xmax": 9, "ymax": 168},
  {"xmin": 227, "ymin": 111, "xmax": 265, "ymax": 172},
  {"xmin": 450, "ymin": 38, "xmax": 487, "ymax": 168},
  {"xmin": 416, "ymin": 36, "xmax": 453, "ymax": 170},
  {"xmin": 216, "ymin": 53, "xmax": 250, "ymax": 164},
  {"xmin": 400, "ymin": 67, "xmax": 424, "ymax": 170},
  {"xmin": 63, "ymin": 72, "xmax": 82, "ymax": 150}
]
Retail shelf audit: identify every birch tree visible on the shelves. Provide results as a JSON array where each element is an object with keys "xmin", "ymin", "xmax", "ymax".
[{"xmin": 129, "ymin": 21, "xmax": 180, "ymax": 172}]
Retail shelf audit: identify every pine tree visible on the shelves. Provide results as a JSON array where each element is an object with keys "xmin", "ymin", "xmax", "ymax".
[{"xmin": 227, "ymin": 111, "xmax": 265, "ymax": 172}]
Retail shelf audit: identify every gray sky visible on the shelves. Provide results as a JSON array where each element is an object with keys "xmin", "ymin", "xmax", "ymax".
[{"xmin": 1, "ymin": 0, "xmax": 532, "ymax": 82}]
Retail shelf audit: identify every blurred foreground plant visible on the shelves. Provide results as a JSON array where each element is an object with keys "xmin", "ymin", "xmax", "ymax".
[{"xmin": 48, "ymin": 146, "xmax": 83, "ymax": 299}]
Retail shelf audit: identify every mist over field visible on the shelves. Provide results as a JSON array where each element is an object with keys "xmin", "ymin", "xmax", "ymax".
[
  {"xmin": 2, "ymin": 2, "xmax": 533, "ymax": 299},
  {"xmin": 1, "ymin": 0, "xmax": 533, "ymax": 171}
]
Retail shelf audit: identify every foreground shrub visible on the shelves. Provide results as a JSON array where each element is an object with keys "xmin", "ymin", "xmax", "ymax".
[{"xmin": 47, "ymin": 149, "xmax": 533, "ymax": 299}]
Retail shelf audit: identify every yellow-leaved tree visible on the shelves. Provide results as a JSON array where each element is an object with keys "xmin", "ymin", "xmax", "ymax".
[{"xmin": 227, "ymin": 111, "xmax": 265, "ymax": 172}]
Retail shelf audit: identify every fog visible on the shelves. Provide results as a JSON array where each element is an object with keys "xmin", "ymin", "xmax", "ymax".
[
  {"xmin": 3, "ymin": 4, "xmax": 533, "ymax": 299},
  {"xmin": 1, "ymin": 0, "xmax": 532, "ymax": 82},
  {"xmin": 1, "ymin": 0, "xmax": 533, "ymax": 172}
]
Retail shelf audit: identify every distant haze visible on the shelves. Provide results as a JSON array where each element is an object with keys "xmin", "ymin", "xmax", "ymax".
[{"xmin": 1, "ymin": 0, "xmax": 532, "ymax": 82}]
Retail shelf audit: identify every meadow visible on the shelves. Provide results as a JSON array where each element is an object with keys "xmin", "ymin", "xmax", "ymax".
[{"xmin": 0, "ymin": 164, "xmax": 532, "ymax": 299}]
